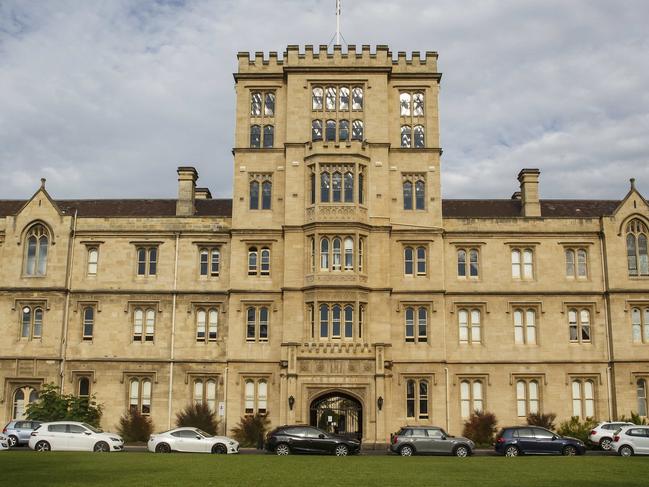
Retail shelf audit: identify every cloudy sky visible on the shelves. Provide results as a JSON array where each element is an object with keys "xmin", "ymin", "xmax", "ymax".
[{"xmin": 1, "ymin": 0, "xmax": 648, "ymax": 201}]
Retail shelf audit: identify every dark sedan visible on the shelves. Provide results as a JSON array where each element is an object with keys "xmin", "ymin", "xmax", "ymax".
[
  {"xmin": 266, "ymin": 425, "xmax": 361, "ymax": 456},
  {"xmin": 495, "ymin": 426, "xmax": 587, "ymax": 456}
]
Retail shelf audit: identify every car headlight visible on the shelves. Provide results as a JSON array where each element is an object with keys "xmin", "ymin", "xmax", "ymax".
[
  {"xmin": 229, "ymin": 441, "xmax": 235, "ymax": 445},
  {"xmin": 110, "ymin": 437, "xmax": 122, "ymax": 442}
]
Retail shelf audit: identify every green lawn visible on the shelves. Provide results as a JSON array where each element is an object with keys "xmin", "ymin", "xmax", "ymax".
[{"xmin": 0, "ymin": 452, "xmax": 645, "ymax": 487}]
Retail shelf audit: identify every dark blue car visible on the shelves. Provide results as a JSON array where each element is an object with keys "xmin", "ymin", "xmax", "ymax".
[{"xmin": 494, "ymin": 426, "xmax": 586, "ymax": 456}]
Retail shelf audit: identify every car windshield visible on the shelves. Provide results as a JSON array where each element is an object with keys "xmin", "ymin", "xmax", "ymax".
[{"xmin": 81, "ymin": 423, "xmax": 102, "ymax": 433}]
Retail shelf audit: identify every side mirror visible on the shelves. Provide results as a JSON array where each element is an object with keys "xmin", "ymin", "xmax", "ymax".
[
  {"xmin": 318, "ymin": 434, "xmax": 325, "ymax": 439},
  {"xmin": 441, "ymin": 435, "xmax": 447, "ymax": 440},
  {"xmin": 84, "ymin": 432, "xmax": 92, "ymax": 436},
  {"xmin": 552, "ymin": 435, "xmax": 558, "ymax": 440},
  {"xmin": 196, "ymin": 436, "xmax": 202, "ymax": 440}
]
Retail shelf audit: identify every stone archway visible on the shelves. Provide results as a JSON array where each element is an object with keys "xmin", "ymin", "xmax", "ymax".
[{"xmin": 309, "ymin": 391, "xmax": 363, "ymax": 440}]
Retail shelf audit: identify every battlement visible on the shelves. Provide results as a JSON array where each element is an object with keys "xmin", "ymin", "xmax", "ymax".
[{"xmin": 236, "ymin": 45, "xmax": 439, "ymax": 76}]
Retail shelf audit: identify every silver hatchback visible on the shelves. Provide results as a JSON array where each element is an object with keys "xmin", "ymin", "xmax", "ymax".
[
  {"xmin": 390, "ymin": 426, "xmax": 475, "ymax": 456},
  {"xmin": 3, "ymin": 420, "xmax": 42, "ymax": 447}
]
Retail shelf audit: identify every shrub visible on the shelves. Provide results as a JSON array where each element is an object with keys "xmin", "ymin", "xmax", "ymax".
[
  {"xmin": 526, "ymin": 412, "xmax": 557, "ymax": 430},
  {"xmin": 26, "ymin": 383, "xmax": 103, "ymax": 427},
  {"xmin": 557, "ymin": 416, "xmax": 598, "ymax": 444},
  {"xmin": 462, "ymin": 410, "xmax": 498, "ymax": 447},
  {"xmin": 618, "ymin": 412, "xmax": 649, "ymax": 425},
  {"xmin": 175, "ymin": 403, "xmax": 219, "ymax": 435},
  {"xmin": 117, "ymin": 409, "xmax": 153, "ymax": 443},
  {"xmin": 231, "ymin": 413, "xmax": 271, "ymax": 448}
]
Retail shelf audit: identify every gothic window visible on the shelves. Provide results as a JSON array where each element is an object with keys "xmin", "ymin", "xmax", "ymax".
[
  {"xmin": 405, "ymin": 306, "xmax": 428, "ymax": 343},
  {"xmin": 248, "ymin": 247, "xmax": 258, "ymax": 275},
  {"xmin": 262, "ymin": 180, "xmax": 272, "ymax": 209},
  {"xmin": 569, "ymin": 308, "xmax": 591, "ymax": 343},
  {"xmin": 310, "ymin": 171, "xmax": 316, "ymax": 204},
  {"xmin": 459, "ymin": 308, "xmax": 481, "ymax": 344},
  {"xmin": 415, "ymin": 180, "xmax": 425, "ymax": 210},
  {"xmin": 249, "ymin": 125, "xmax": 261, "ymax": 148},
  {"xmin": 514, "ymin": 308, "xmax": 537, "ymax": 345},
  {"xmin": 351, "ymin": 86, "xmax": 363, "ymax": 110},
  {"xmin": 339, "ymin": 87, "xmax": 350, "ymax": 110},
  {"xmin": 344, "ymin": 237, "xmax": 354, "ymax": 270},
  {"xmin": 194, "ymin": 379, "xmax": 217, "ymax": 411},
  {"xmin": 325, "ymin": 86, "xmax": 337, "ymax": 111},
  {"xmin": 404, "ymin": 247, "xmax": 414, "ymax": 276},
  {"xmin": 325, "ymin": 119, "xmax": 336, "ymax": 141},
  {"xmin": 318, "ymin": 303, "xmax": 356, "ymax": 339},
  {"xmin": 320, "ymin": 172, "xmax": 330, "ymax": 202},
  {"xmin": 351, "ymin": 120, "xmax": 363, "ymax": 140},
  {"xmin": 196, "ymin": 308, "xmax": 218, "ymax": 342},
  {"xmin": 332, "ymin": 237, "xmax": 342, "ymax": 270},
  {"xmin": 87, "ymin": 247, "xmax": 98, "ymax": 276},
  {"xmin": 133, "ymin": 308, "xmax": 155, "ymax": 342},
  {"xmin": 136, "ymin": 247, "xmax": 157, "ymax": 276},
  {"xmin": 460, "ymin": 379, "xmax": 484, "ymax": 419},
  {"xmin": 82, "ymin": 306, "xmax": 94, "ymax": 341},
  {"xmin": 358, "ymin": 172, "xmax": 364, "ymax": 204},
  {"xmin": 406, "ymin": 379, "xmax": 429, "ymax": 419},
  {"xmin": 262, "ymin": 125, "xmax": 274, "ymax": 148},
  {"xmin": 512, "ymin": 248, "xmax": 534, "ymax": 280},
  {"xmin": 251, "ymin": 92, "xmax": 262, "ymax": 116},
  {"xmin": 312, "ymin": 119, "xmax": 323, "ymax": 141},
  {"xmin": 627, "ymin": 219, "xmax": 649, "ymax": 276},
  {"xmin": 565, "ymin": 248, "xmax": 588, "ymax": 278},
  {"xmin": 358, "ymin": 238, "xmax": 364, "ymax": 273},
  {"xmin": 310, "ymin": 237, "xmax": 316, "ymax": 273},
  {"xmin": 24, "ymin": 224, "xmax": 49, "ymax": 276},
  {"xmin": 637, "ymin": 379, "xmax": 648, "ymax": 417},
  {"xmin": 12, "ymin": 386, "xmax": 38, "ymax": 420},
  {"xmin": 344, "ymin": 172, "xmax": 354, "ymax": 202},
  {"xmin": 416, "ymin": 246, "xmax": 427, "ymax": 275},
  {"xmin": 400, "ymin": 93, "xmax": 411, "ymax": 116},
  {"xmin": 244, "ymin": 379, "xmax": 268, "ymax": 415},
  {"xmin": 572, "ymin": 379, "xmax": 595, "ymax": 418},
  {"xmin": 403, "ymin": 175, "xmax": 425, "ymax": 210},
  {"xmin": 456, "ymin": 249, "xmax": 480, "ymax": 278},
  {"xmin": 458, "ymin": 250, "xmax": 467, "ymax": 277},
  {"xmin": 516, "ymin": 379, "xmax": 540, "ymax": 416},
  {"xmin": 199, "ymin": 248, "xmax": 220, "ymax": 277},
  {"xmin": 339, "ymin": 119, "xmax": 349, "ymax": 141},
  {"xmin": 320, "ymin": 238, "xmax": 329, "ymax": 270},
  {"xmin": 312, "ymin": 87, "xmax": 323, "ymax": 110},
  {"xmin": 247, "ymin": 247, "xmax": 270, "ymax": 276},
  {"xmin": 413, "ymin": 92, "xmax": 424, "ymax": 116},
  {"xmin": 631, "ymin": 307, "xmax": 649, "ymax": 343},
  {"xmin": 246, "ymin": 306, "xmax": 269, "ymax": 342},
  {"xmin": 129, "ymin": 378, "xmax": 152, "ymax": 415},
  {"xmin": 21, "ymin": 305, "xmax": 44, "ymax": 339},
  {"xmin": 264, "ymin": 93, "xmax": 275, "ymax": 117},
  {"xmin": 413, "ymin": 125, "xmax": 425, "ymax": 148},
  {"xmin": 78, "ymin": 377, "xmax": 91, "ymax": 398},
  {"xmin": 401, "ymin": 125, "xmax": 411, "ymax": 148},
  {"xmin": 403, "ymin": 181, "xmax": 413, "ymax": 210},
  {"xmin": 260, "ymin": 248, "xmax": 271, "ymax": 275},
  {"xmin": 332, "ymin": 172, "xmax": 342, "ymax": 202}
]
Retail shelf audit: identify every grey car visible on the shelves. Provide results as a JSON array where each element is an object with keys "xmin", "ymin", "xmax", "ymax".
[
  {"xmin": 390, "ymin": 426, "xmax": 474, "ymax": 457},
  {"xmin": 3, "ymin": 420, "xmax": 42, "ymax": 447}
]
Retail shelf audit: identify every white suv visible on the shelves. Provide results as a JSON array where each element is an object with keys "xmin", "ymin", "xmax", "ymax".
[
  {"xmin": 28, "ymin": 421, "xmax": 124, "ymax": 452},
  {"xmin": 588, "ymin": 422, "xmax": 633, "ymax": 450},
  {"xmin": 611, "ymin": 425, "xmax": 649, "ymax": 456}
]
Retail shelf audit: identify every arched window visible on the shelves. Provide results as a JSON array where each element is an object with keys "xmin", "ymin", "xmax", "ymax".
[
  {"xmin": 514, "ymin": 308, "xmax": 536, "ymax": 345},
  {"xmin": 523, "ymin": 249, "xmax": 534, "ymax": 279},
  {"xmin": 332, "ymin": 304, "xmax": 341, "ymax": 338},
  {"xmin": 339, "ymin": 119, "xmax": 349, "ymax": 141},
  {"xmin": 627, "ymin": 219, "xmax": 649, "ymax": 276},
  {"xmin": 403, "ymin": 181, "xmax": 413, "ymax": 210},
  {"xmin": 418, "ymin": 307, "xmax": 428, "ymax": 342},
  {"xmin": 320, "ymin": 304, "xmax": 329, "ymax": 338},
  {"xmin": 638, "ymin": 379, "xmax": 648, "ymax": 417},
  {"xmin": 12, "ymin": 386, "xmax": 38, "ymax": 420},
  {"xmin": 129, "ymin": 378, "xmax": 152, "ymax": 415},
  {"xmin": 405, "ymin": 307, "xmax": 428, "ymax": 343},
  {"xmin": 406, "ymin": 379, "xmax": 429, "ymax": 419},
  {"xmin": 413, "ymin": 92, "xmax": 424, "ymax": 116},
  {"xmin": 244, "ymin": 380, "xmax": 255, "ymax": 414},
  {"xmin": 339, "ymin": 87, "xmax": 350, "ymax": 110},
  {"xmin": 320, "ymin": 238, "xmax": 330, "ymax": 270},
  {"xmin": 406, "ymin": 379, "xmax": 415, "ymax": 417},
  {"xmin": 312, "ymin": 87, "xmax": 323, "ymax": 110},
  {"xmin": 358, "ymin": 305, "xmax": 364, "ymax": 338},
  {"xmin": 259, "ymin": 307, "xmax": 269, "ymax": 341},
  {"xmin": 246, "ymin": 307, "xmax": 256, "ymax": 341},
  {"xmin": 344, "ymin": 171, "xmax": 354, "ymax": 202},
  {"xmin": 569, "ymin": 308, "xmax": 591, "ymax": 343},
  {"xmin": 210, "ymin": 249, "xmax": 220, "ymax": 277},
  {"xmin": 401, "ymin": 125, "xmax": 412, "ymax": 148},
  {"xmin": 309, "ymin": 237, "xmax": 316, "ymax": 273},
  {"xmin": 249, "ymin": 125, "xmax": 261, "ymax": 148},
  {"xmin": 404, "ymin": 247, "xmax": 414, "ymax": 276},
  {"xmin": 459, "ymin": 309, "xmax": 481, "ymax": 344},
  {"xmin": 260, "ymin": 248, "xmax": 271, "ymax": 275},
  {"xmin": 516, "ymin": 380, "xmax": 539, "ymax": 416},
  {"xmin": 344, "ymin": 237, "xmax": 354, "ymax": 270},
  {"xmin": 352, "ymin": 87, "xmax": 363, "ymax": 110},
  {"xmin": 78, "ymin": 377, "xmax": 90, "ymax": 397},
  {"xmin": 248, "ymin": 247, "xmax": 258, "ymax": 275},
  {"xmin": 460, "ymin": 380, "xmax": 483, "ymax": 418},
  {"xmin": 257, "ymin": 380, "xmax": 268, "ymax": 414},
  {"xmin": 416, "ymin": 246, "xmax": 427, "ymax": 276},
  {"xmin": 332, "ymin": 172, "xmax": 342, "ymax": 202},
  {"xmin": 133, "ymin": 308, "xmax": 143, "ymax": 341},
  {"xmin": 24, "ymin": 224, "xmax": 49, "ymax": 276},
  {"xmin": 263, "ymin": 125, "xmax": 274, "ymax": 148},
  {"xmin": 310, "ymin": 171, "xmax": 316, "ymax": 204},
  {"xmin": 208, "ymin": 309, "xmax": 218, "ymax": 341},
  {"xmin": 565, "ymin": 249, "xmax": 575, "ymax": 277},
  {"xmin": 332, "ymin": 238, "xmax": 342, "ymax": 271},
  {"xmin": 631, "ymin": 307, "xmax": 649, "ymax": 343},
  {"xmin": 82, "ymin": 307, "xmax": 94, "ymax": 340},
  {"xmin": 325, "ymin": 86, "xmax": 336, "ymax": 111},
  {"xmin": 196, "ymin": 309, "xmax": 206, "ymax": 341},
  {"xmin": 87, "ymin": 248, "xmax": 98, "ymax": 276},
  {"xmin": 415, "ymin": 180, "xmax": 425, "ymax": 210},
  {"xmin": 249, "ymin": 181, "xmax": 260, "ymax": 209},
  {"xmin": 351, "ymin": 120, "xmax": 363, "ymax": 140},
  {"xmin": 320, "ymin": 172, "xmax": 330, "ymax": 202},
  {"xmin": 405, "ymin": 307, "xmax": 414, "ymax": 341},
  {"xmin": 572, "ymin": 379, "xmax": 595, "ymax": 418},
  {"xmin": 458, "ymin": 250, "xmax": 467, "ymax": 277},
  {"xmin": 194, "ymin": 380, "xmax": 204, "ymax": 405},
  {"xmin": 577, "ymin": 249, "xmax": 588, "ymax": 277},
  {"xmin": 264, "ymin": 93, "xmax": 275, "ymax": 116},
  {"xmin": 400, "ymin": 93, "xmax": 411, "ymax": 116},
  {"xmin": 511, "ymin": 249, "xmax": 521, "ymax": 278},
  {"xmin": 21, "ymin": 305, "xmax": 44, "ymax": 339},
  {"xmin": 325, "ymin": 120, "xmax": 336, "ymax": 141},
  {"xmin": 358, "ymin": 237, "xmax": 364, "ymax": 273},
  {"xmin": 413, "ymin": 125, "xmax": 425, "ymax": 148},
  {"xmin": 358, "ymin": 172, "xmax": 364, "ymax": 204},
  {"xmin": 419, "ymin": 380, "xmax": 429, "ymax": 419},
  {"xmin": 344, "ymin": 305, "xmax": 354, "ymax": 338},
  {"xmin": 469, "ymin": 249, "xmax": 479, "ymax": 277},
  {"xmin": 250, "ymin": 92, "xmax": 262, "ymax": 116},
  {"xmin": 312, "ymin": 119, "xmax": 323, "ymax": 141},
  {"xmin": 261, "ymin": 181, "xmax": 272, "ymax": 209},
  {"xmin": 145, "ymin": 309, "xmax": 155, "ymax": 342}
]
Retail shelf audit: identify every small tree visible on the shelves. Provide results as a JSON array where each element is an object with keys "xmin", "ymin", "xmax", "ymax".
[
  {"xmin": 26, "ymin": 383, "xmax": 103, "ymax": 427},
  {"xmin": 175, "ymin": 403, "xmax": 219, "ymax": 435},
  {"xmin": 557, "ymin": 416, "xmax": 598, "ymax": 444},
  {"xmin": 117, "ymin": 409, "xmax": 154, "ymax": 443},
  {"xmin": 231, "ymin": 413, "xmax": 271, "ymax": 448},
  {"xmin": 618, "ymin": 412, "xmax": 649, "ymax": 425},
  {"xmin": 527, "ymin": 412, "xmax": 557, "ymax": 430},
  {"xmin": 462, "ymin": 410, "xmax": 498, "ymax": 447}
]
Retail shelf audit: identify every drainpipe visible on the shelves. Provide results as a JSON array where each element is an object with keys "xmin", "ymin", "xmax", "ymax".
[
  {"xmin": 599, "ymin": 218, "xmax": 615, "ymax": 420},
  {"xmin": 59, "ymin": 209, "xmax": 78, "ymax": 393},
  {"xmin": 167, "ymin": 232, "xmax": 180, "ymax": 428},
  {"xmin": 444, "ymin": 367, "xmax": 450, "ymax": 432},
  {"xmin": 223, "ymin": 366, "xmax": 229, "ymax": 435}
]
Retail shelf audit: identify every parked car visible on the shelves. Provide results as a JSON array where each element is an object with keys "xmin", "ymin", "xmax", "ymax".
[
  {"xmin": 147, "ymin": 427, "xmax": 239, "ymax": 454},
  {"xmin": 588, "ymin": 421, "xmax": 634, "ymax": 450},
  {"xmin": 3, "ymin": 420, "xmax": 42, "ymax": 447},
  {"xmin": 495, "ymin": 426, "xmax": 586, "ymax": 456},
  {"xmin": 28, "ymin": 421, "xmax": 124, "ymax": 452},
  {"xmin": 611, "ymin": 425, "xmax": 649, "ymax": 456},
  {"xmin": 0, "ymin": 434, "xmax": 9, "ymax": 451},
  {"xmin": 389, "ymin": 426, "xmax": 474, "ymax": 457},
  {"xmin": 266, "ymin": 425, "xmax": 361, "ymax": 456}
]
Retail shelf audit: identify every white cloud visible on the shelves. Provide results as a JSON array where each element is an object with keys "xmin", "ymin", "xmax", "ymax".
[{"xmin": 0, "ymin": 0, "xmax": 648, "ymax": 200}]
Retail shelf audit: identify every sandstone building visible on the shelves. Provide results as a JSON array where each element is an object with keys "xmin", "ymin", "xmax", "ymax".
[{"xmin": 1, "ymin": 45, "xmax": 648, "ymax": 446}]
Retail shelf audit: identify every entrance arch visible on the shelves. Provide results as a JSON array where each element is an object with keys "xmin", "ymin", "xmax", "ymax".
[{"xmin": 309, "ymin": 391, "xmax": 363, "ymax": 440}]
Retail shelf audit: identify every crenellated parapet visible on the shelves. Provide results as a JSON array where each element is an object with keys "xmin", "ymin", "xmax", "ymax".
[{"xmin": 236, "ymin": 44, "xmax": 439, "ymax": 76}]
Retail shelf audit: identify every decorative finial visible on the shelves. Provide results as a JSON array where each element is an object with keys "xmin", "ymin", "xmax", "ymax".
[
  {"xmin": 630, "ymin": 178, "xmax": 636, "ymax": 190},
  {"xmin": 40, "ymin": 178, "xmax": 46, "ymax": 189}
]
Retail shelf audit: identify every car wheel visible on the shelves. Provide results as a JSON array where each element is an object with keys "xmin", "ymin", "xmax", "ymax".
[
  {"xmin": 454, "ymin": 445, "xmax": 470, "ymax": 457},
  {"xmin": 504, "ymin": 445, "xmax": 519, "ymax": 457},
  {"xmin": 600, "ymin": 438, "xmax": 612, "ymax": 451},
  {"xmin": 155, "ymin": 442, "xmax": 171, "ymax": 453},
  {"xmin": 335, "ymin": 445, "xmax": 349, "ymax": 456},
  {"xmin": 619, "ymin": 445, "xmax": 634, "ymax": 457},
  {"xmin": 275, "ymin": 443, "xmax": 290, "ymax": 456},
  {"xmin": 399, "ymin": 445, "xmax": 414, "ymax": 457},
  {"xmin": 562, "ymin": 445, "xmax": 577, "ymax": 456},
  {"xmin": 35, "ymin": 441, "xmax": 51, "ymax": 452},
  {"xmin": 94, "ymin": 441, "xmax": 110, "ymax": 453},
  {"xmin": 8, "ymin": 436, "xmax": 18, "ymax": 448},
  {"xmin": 212, "ymin": 443, "xmax": 228, "ymax": 454}
]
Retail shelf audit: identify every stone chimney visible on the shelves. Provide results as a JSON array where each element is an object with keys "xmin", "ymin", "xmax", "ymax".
[
  {"xmin": 176, "ymin": 166, "xmax": 198, "ymax": 216},
  {"xmin": 195, "ymin": 187, "xmax": 212, "ymax": 200},
  {"xmin": 517, "ymin": 168, "xmax": 541, "ymax": 217}
]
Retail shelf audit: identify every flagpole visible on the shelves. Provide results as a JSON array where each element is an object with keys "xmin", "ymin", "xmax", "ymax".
[{"xmin": 336, "ymin": 0, "xmax": 341, "ymax": 45}]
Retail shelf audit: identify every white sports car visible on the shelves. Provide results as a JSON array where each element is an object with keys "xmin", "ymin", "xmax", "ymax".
[
  {"xmin": 0, "ymin": 434, "xmax": 9, "ymax": 451},
  {"xmin": 147, "ymin": 427, "xmax": 239, "ymax": 454}
]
